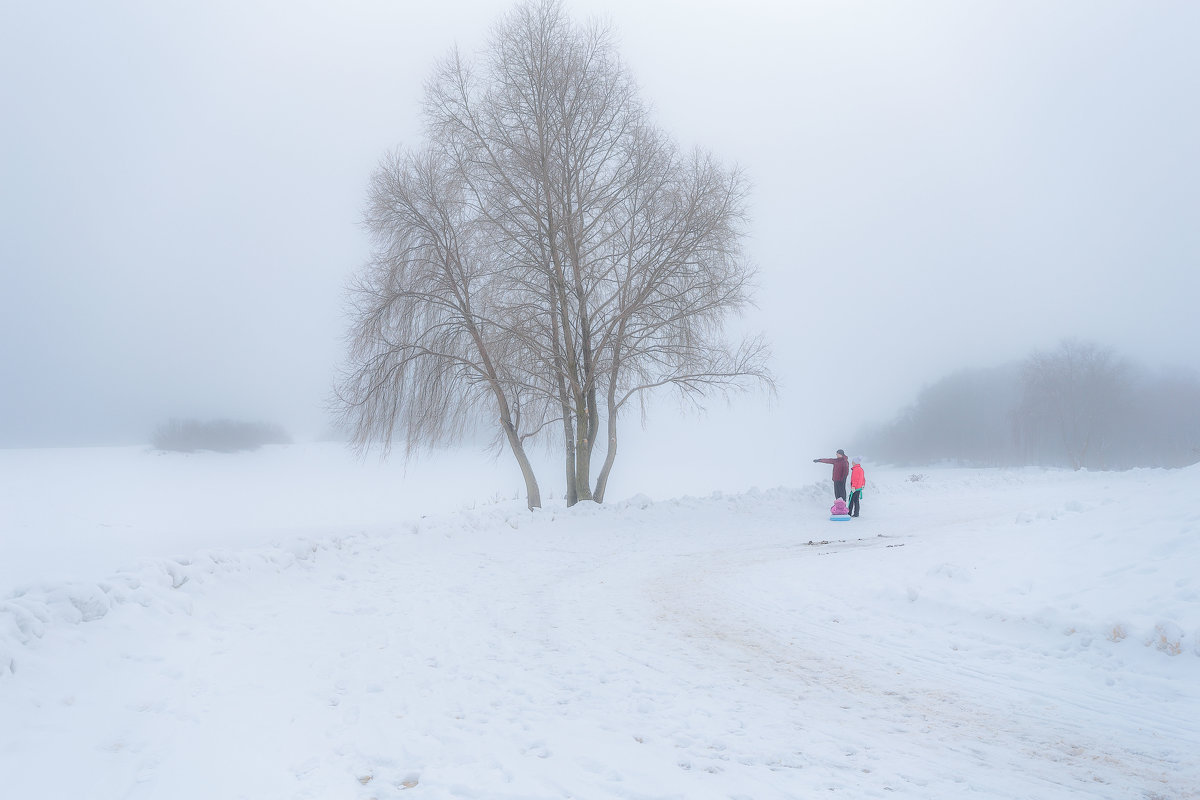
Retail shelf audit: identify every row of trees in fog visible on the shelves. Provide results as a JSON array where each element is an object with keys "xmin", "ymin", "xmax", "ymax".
[
  {"xmin": 152, "ymin": 419, "xmax": 292, "ymax": 453},
  {"xmin": 335, "ymin": 1, "xmax": 771, "ymax": 508},
  {"xmin": 857, "ymin": 340, "xmax": 1200, "ymax": 470}
]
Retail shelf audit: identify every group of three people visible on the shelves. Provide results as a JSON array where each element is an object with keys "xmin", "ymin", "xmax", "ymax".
[{"xmin": 813, "ymin": 449, "xmax": 865, "ymax": 517}]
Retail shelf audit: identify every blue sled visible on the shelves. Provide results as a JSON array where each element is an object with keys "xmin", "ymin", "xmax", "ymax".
[{"xmin": 830, "ymin": 514, "xmax": 851, "ymax": 521}]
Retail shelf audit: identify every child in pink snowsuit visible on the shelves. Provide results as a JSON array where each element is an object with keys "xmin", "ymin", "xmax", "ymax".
[
  {"xmin": 830, "ymin": 498, "xmax": 850, "ymax": 516},
  {"xmin": 848, "ymin": 457, "xmax": 865, "ymax": 517}
]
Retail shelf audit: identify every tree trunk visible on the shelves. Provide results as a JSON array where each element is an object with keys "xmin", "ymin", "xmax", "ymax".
[
  {"xmin": 562, "ymin": 413, "xmax": 578, "ymax": 505},
  {"xmin": 594, "ymin": 322, "xmax": 626, "ymax": 504},
  {"xmin": 574, "ymin": 400, "xmax": 594, "ymax": 502},
  {"xmin": 593, "ymin": 403, "xmax": 619, "ymax": 503},
  {"xmin": 550, "ymin": 295, "xmax": 578, "ymax": 505},
  {"xmin": 502, "ymin": 419, "xmax": 542, "ymax": 510}
]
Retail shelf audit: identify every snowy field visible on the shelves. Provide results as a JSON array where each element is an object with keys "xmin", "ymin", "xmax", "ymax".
[{"xmin": 1, "ymin": 444, "xmax": 1197, "ymax": 799}]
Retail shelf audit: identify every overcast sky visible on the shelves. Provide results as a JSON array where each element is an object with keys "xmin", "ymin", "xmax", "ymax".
[{"xmin": 2, "ymin": 0, "xmax": 1197, "ymax": 455}]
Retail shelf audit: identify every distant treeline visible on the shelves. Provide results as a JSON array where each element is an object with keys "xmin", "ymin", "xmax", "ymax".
[
  {"xmin": 152, "ymin": 419, "xmax": 292, "ymax": 453},
  {"xmin": 855, "ymin": 340, "xmax": 1200, "ymax": 470}
]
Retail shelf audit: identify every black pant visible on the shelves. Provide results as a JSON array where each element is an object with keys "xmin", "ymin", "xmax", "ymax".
[
  {"xmin": 848, "ymin": 489, "xmax": 861, "ymax": 517},
  {"xmin": 834, "ymin": 479, "xmax": 846, "ymax": 500}
]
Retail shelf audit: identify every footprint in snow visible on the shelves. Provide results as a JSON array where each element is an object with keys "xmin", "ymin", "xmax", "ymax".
[{"xmin": 358, "ymin": 773, "xmax": 420, "ymax": 790}]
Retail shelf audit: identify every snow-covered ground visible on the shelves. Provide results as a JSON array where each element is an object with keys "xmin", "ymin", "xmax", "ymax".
[{"xmin": 1, "ymin": 444, "xmax": 1197, "ymax": 799}]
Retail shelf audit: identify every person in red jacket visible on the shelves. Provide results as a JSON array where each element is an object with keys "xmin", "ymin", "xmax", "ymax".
[
  {"xmin": 848, "ymin": 457, "xmax": 865, "ymax": 517},
  {"xmin": 813, "ymin": 449, "xmax": 850, "ymax": 500}
]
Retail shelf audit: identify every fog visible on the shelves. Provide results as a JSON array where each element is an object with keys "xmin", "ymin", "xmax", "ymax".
[{"xmin": 3, "ymin": 1, "xmax": 1197, "ymax": 474}]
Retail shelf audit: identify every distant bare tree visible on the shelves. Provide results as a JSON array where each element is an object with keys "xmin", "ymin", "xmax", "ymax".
[
  {"xmin": 1017, "ymin": 339, "xmax": 1129, "ymax": 470},
  {"xmin": 337, "ymin": 0, "xmax": 771, "ymax": 507}
]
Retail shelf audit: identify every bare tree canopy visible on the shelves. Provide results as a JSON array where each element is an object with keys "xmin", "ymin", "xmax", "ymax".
[
  {"xmin": 1017, "ymin": 339, "xmax": 1130, "ymax": 470},
  {"xmin": 336, "ymin": 0, "xmax": 772, "ymax": 508}
]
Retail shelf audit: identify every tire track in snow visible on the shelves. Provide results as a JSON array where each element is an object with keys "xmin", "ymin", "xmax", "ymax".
[{"xmin": 644, "ymin": 535, "xmax": 1196, "ymax": 799}]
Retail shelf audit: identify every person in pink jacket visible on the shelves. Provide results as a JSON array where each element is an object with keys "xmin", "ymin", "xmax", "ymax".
[{"xmin": 848, "ymin": 457, "xmax": 865, "ymax": 518}]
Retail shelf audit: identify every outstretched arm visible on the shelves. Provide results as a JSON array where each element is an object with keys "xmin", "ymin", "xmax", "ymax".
[{"xmin": 814, "ymin": 457, "xmax": 835, "ymax": 465}]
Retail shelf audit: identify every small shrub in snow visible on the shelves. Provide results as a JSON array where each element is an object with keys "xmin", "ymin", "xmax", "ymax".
[
  {"xmin": 151, "ymin": 418, "xmax": 292, "ymax": 453},
  {"xmin": 908, "ymin": 473, "xmax": 926, "ymax": 483},
  {"xmin": 1151, "ymin": 623, "xmax": 1184, "ymax": 656}
]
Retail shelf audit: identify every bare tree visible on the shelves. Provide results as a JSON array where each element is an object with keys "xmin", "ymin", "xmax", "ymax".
[
  {"xmin": 1017, "ymin": 339, "xmax": 1129, "ymax": 470},
  {"xmin": 337, "ymin": 0, "xmax": 771, "ymax": 506}
]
